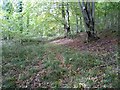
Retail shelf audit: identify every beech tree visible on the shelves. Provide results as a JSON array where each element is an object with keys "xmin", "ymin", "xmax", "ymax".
[
  {"xmin": 61, "ymin": 1, "xmax": 70, "ymax": 37},
  {"xmin": 61, "ymin": 2, "xmax": 66, "ymax": 33},
  {"xmin": 16, "ymin": 1, "xmax": 23, "ymax": 32},
  {"xmin": 78, "ymin": 0, "xmax": 99, "ymax": 41}
]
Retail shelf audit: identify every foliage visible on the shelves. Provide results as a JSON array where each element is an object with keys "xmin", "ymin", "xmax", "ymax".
[{"xmin": 1, "ymin": 1, "xmax": 119, "ymax": 40}]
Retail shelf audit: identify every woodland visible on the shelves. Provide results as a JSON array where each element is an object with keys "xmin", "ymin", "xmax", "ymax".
[{"xmin": 0, "ymin": 0, "xmax": 120, "ymax": 88}]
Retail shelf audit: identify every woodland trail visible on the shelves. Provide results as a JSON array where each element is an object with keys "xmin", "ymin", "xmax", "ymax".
[
  {"xmin": 2, "ymin": 31, "xmax": 118, "ymax": 88},
  {"xmin": 16, "ymin": 36, "xmax": 118, "ymax": 88},
  {"xmin": 49, "ymin": 29, "xmax": 118, "ymax": 55},
  {"xmin": 49, "ymin": 37, "xmax": 118, "ymax": 55},
  {"xmin": 49, "ymin": 35, "xmax": 118, "ymax": 71}
]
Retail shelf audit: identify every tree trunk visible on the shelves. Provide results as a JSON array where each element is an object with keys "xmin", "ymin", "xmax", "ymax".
[
  {"xmin": 104, "ymin": 3, "xmax": 107, "ymax": 29},
  {"xmin": 19, "ymin": 14, "xmax": 23, "ymax": 32},
  {"xmin": 66, "ymin": 2, "xmax": 70, "ymax": 35},
  {"xmin": 76, "ymin": 14, "xmax": 79, "ymax": 33},
  {"xmin": 78, "ymin": 1, "xmax": 89, "ymax": 31},
  {"xmin": 79, "ymin": 17, "xmax": 82, "ymax": 32},
  {"xmin": 27, "ymin": 13, "xmax": 29, "ymax": 28},
  {"xmin": 62, "ymin": 2, "xmax": 70, "ymax": 37},
  {"xmin": 62, "ymin": 2, "xmax": 66, "ymax": 32},
  {"xmin": 78, "ymin": 0, "xmax": 99, "ymax": 41}
]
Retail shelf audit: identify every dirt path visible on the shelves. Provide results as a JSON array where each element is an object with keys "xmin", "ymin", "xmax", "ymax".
[
  {"xmin": 49, "ymin": 36, "xmax": 118, "ymax": 71},
  {"xmin": 49, "ymin": 37, "xmax": 117, "ymax": 54},
  {"xmin": 49, "ymin": 38, "xmax": 74, "ymax": 45},
  {"xmin": 49, "ymin": 29, "xmax": 118, "ymax": 54}
]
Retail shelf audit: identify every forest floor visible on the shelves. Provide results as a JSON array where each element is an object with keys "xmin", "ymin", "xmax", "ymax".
[
  {"xmin": 51, "ymin": 30, "xmax": 118, "ymax": 67},
  {"xmin": 2, "ymin": 30, "xmax": 119, "ymax": 88}
]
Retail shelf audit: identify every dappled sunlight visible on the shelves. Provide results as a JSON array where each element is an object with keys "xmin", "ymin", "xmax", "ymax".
[{"xmin": 49, "ymin": 38, "xmax": 74, "ymax": 45}]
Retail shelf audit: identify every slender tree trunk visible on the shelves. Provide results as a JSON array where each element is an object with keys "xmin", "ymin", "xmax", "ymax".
[
  {"xmin": 104, "ymin": 3, "xmax": 107, "ymax": 29},
  {"xmin": 79, "ymin": 16, "xmax": 82, "ymax": 32},
  {"xmin": 117, "ymin": 10, "xmax": 119, "ymax": 31},
  {"xmin": 62, "ymin": 2, "xmax": 66, "ymax": 32},
  {"xmin": 66, "ymin": 2, "xmax": 70, "ymax": 35},
  {"xmin": 91, "ymin": 1, "xmax": 95, "ymax": 34},
  {"xmin": 76, "ymin": 14, "xmax": 79, "ymax": 33},
  {"xmin": 19, "ymin": 14, "xmax": 23, "ymax": 32},
  {"xmin": 27, "ymin": 13, "xmax": 29, "ymax": 28}
]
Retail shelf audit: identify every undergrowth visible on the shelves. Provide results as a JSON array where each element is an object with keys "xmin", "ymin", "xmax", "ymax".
[{"xmin": 2, "ymin": 41, "xmax": 119, "ymax": 88}]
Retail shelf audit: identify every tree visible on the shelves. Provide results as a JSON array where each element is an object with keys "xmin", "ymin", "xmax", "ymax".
[
  {"xmin": 2, "ymin": 0, "xmax": 14, "ymax": 40},
  {"xmin": 70, "ymin": 2, "xmax": 83, "ymax": 33},
  {"xmin": 78, "ymin": 0, "xmax": 99, "ymax": 41},
  {"xmin": 16, "ymin": 1, "xmax": 23, "ymax": 13},
  {"xmin": 75, "ymin": 13, "xmax": 79, "ymax": 33},
  {"xmin": 61, "ymin": 1, "xmax": 67, "ymax": 33},
  {"xmin": 66, "ymin": 2, "xmax": 70, "ymax": 35},
  {"xmin": 16, "ymin": 1, "xmax": 23, "ymax": 32},
  {"xmin": 61, "ymin": 1, "xmax": 70, "ymax": 37}
]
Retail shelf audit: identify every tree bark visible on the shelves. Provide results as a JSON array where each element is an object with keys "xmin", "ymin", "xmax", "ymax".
[
  {"xmin": 76, "ymin": 14, "xmax": 79, "ymax": 33},
  {"xmin": 104, "ymin": 3, "xmax": 107, "ymax": 29},
  {"xmin": 66, "ymin": 2, "xmax": 70, "ymax": 34},
  {"xmin": 62, "ymin": 2, "xmax": 66, "ymax": 32},
  {"xmin": 79, "ymin": 16, "xmax": 82, "ymax": 32},
  {"xmin": 78, "ymin": 1, "xmax": 89, "ymax": 31},
  {"xmin": 78, "ymin": 0, "xmax": 99, "ymax": 41}
]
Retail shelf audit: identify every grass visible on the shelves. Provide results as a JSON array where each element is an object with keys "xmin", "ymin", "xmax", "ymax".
[{"xmin": 2, "ymin": 40, "xmax": 119, "ymax": 88}]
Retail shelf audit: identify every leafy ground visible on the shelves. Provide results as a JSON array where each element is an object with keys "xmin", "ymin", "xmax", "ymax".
[{"xmin": 2, "ymin": 30, "xmax": 119, "ymax": 88}]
